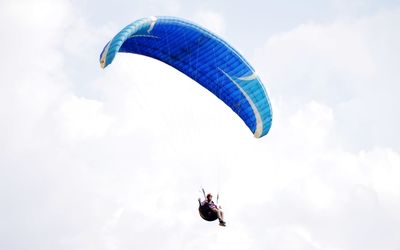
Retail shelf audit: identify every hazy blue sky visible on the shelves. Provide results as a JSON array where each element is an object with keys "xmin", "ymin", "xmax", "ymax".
[{"xmin": 1, "ymin": 0, "xmax": 399, "ymax": 249}]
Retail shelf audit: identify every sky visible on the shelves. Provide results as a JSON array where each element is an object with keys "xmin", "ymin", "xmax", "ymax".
[{"xmin": 1, "ymin": 0, "xmax": 400, "ymax": 249}]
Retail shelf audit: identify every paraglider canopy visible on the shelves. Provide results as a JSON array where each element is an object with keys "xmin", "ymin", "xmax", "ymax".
[{"xmin": 100, "ymin": 16, "xmax": 273, "ymax": 138}]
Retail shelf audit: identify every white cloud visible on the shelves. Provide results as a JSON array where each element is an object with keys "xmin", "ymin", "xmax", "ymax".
[
  {"xmin": 194, "ymin": 10, "xmax": 226, "ymax": 35},
  {"xmin": 56, "ymin": 95, "xmax": 114, "ymax": 141},
  {"xmin": 253, "ymin": 8, "xmax": 400, "ymax": 150}
]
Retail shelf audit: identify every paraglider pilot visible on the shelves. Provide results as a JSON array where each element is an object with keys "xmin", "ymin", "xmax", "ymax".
[{"xmin": 199, "ymin": 193, "xmax": 226, "ymax": 226}]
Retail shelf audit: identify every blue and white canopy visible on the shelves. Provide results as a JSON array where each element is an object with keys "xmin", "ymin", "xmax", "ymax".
[{"xmin": 100, "ymin": 16, "xmax": 272, "ymax": 138}]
